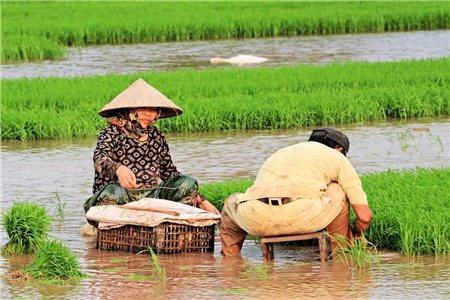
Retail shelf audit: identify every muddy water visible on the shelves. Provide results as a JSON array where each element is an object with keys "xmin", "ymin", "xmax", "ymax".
[
  {"xmin": 3, "ymin": 243, "xmax": 449, "ymax": 300},
  {"xmin": 1, "ymin": 117, "xmax": 449, "ymax": 299},
  {"xmin": 2, "ymin": 30, "xmax": 449, "ymax": 79}
]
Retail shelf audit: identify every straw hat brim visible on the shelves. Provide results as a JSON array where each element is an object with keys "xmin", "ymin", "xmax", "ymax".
[{"xmin": 98, "ymin": 78, "xmax": 183, "ymax": 118}]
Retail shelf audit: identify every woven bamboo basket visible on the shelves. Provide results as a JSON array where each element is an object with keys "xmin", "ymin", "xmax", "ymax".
[{"xmin": 97, "ymin": 222, "xmax": 215, "ymax": 254}]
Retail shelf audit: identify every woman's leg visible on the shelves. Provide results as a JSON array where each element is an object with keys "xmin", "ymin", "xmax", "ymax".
[{"xmin": 83, "ymin": 182, "xmax": 130, "ymax": 227}]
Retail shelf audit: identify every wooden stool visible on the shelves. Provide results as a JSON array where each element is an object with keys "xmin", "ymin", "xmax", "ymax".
[{"xmin": 260, "ymin": 231, "xmax": 331, "ymax": 262}]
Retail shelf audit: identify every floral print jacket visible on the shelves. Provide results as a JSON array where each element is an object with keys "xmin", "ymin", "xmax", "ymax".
[{"xmin": 92, "ymin": 124, "xmax": 180, "ymax": 193}]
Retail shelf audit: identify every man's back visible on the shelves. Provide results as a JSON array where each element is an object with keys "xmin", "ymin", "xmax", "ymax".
[{"xmin": 245, "ymin": 142, "xmax": 367, "ymax": 205}]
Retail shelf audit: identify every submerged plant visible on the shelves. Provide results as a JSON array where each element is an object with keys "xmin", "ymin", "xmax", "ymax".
[
  {"xmin": 237, "ymin": 259, "xmax": 270, "ymax": 279},
  {"xmin": 425, "ymin": 131, "xmax": 444, "ymax": 151},
  {"xmin": 1, "ymin": 200, "xmax": 52, "ymax": 255},
  {"xmin": 388, "ymin": 129, "xmax": 445, "ymax": 153},
  {"xmin": 333, "ymin": 234, "xmax": 381, "ymax": 269},
  {"xmin": 124, "ymin": 274, "xmax": 154, "ymax": 280},
  {"xmin": 24, "ymin": 239, "xmax": 88, "ymax": 280},
  {"xmin": 102, "ymin": 266, "xmax": 128, "ymax": 272},
  {"xmin": 396, "ymin": 130, "xmax": 418, "ymax": 150}
]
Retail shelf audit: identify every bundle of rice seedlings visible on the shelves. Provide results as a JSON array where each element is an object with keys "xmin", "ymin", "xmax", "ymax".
[
  {"xmin": 332, "ymin": 234, "xmax": 381, "ymax": 269},
  {"xmin": 24, "ymin": 239, "xmax": 88, "ymax": 280},
  {"xmin": 1, "ymin": 200, "xmax": 52, "ymax": 255}
]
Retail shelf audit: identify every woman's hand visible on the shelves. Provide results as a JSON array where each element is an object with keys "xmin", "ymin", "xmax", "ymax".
[{"xmin": 116, "ymin": 166, "xmax": 138, "ymax": 189}]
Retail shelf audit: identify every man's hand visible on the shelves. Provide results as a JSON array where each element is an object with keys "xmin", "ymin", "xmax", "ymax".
[
  {"xmin": 354, "ymin": 234, "xmax": 369, "ymax": 246},
  {"xmin": 116, "ymin": 166, "xmax": 138, "ymax": 189},
  {"xmin": 351, "ymin": 204, "xmax": 372, "ymax": 239},
  {"xmin": 195, "ymin": 194, "xmax": 221, "ymax": 215},
  {"xmin": 201, "ymin": 200, "xmax": 221, "ymax": 215}
]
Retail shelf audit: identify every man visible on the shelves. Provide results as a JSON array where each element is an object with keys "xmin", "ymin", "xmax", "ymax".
[{"xmin": 220, "ymin": 127, "xmax": 372, "ymax": 257}]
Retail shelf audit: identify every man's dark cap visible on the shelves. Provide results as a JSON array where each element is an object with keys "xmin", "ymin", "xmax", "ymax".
[{"xmin": 309, "ymin": 127, "xmax": 350, "ymax": 155}]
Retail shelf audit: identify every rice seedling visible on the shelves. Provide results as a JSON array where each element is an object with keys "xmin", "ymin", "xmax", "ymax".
[
  {"xmin": 429, "ymin": 133, "xmax": 444, "ymax": 151},
  {"xmin": 24, "ymin": 239, "xmax": 88, "ymax": 280},
  {"xmin": 332, "ymin": 234, "xmax": 381, "ymax": 269},
  {"xmin": 198, "ymin": 178, "xmax": 254, "ymax": 210},
  {"xmin": 102, "ymin": 267, "xmax": 128, "ymax": 272},
  {"xmin": 1, "ymin": 35, "xmax": 66, "ymax": 62},
  {"xmin": 1, "ymin": 200, "xmax": 52, "ymax": 255},
  {"xmin": 109, "ymin": 257, "xmax": 128, "ymax": 263},
  {"xmin": 124, "ymin": 274, "xmax": 153, "ymax": 280},
  {"xmin": 1, "ymin": 58, "xmax": 448, "ymax": 140},
  {"xmin": 1, "ymin": 2, "xmax": 448, "ymax": 62},
  {"xmin": 50, "ymin": 190, "xmax": 66, "ymax": 219},
  {"xmin": 294, "ymin": 262, "xmax": 312, "ymax": 266},
  {"xmin": 238, "ymin": 263, "xmax": 271, "ymax": 279},
  {"xmin": 137, "ymin": 247, "xmax": 166, "ymax": 282},
  {"xmin": 386, "ymin": 262, "xmax": 418, "ymax": 269},
  {"xmin": 387, "ymin": 128, "xmax": 446, "ymax": 154},
  {"xmin": 233, "ymin": 258, "xmax": 271, "ymax": 279},
  {"xmin": 396, "ymin": 130, "xmax": 418, "ymax": 150},
  {"xmin": 361, "ymin": 167, "xmax": 450, "ymax": 255}
]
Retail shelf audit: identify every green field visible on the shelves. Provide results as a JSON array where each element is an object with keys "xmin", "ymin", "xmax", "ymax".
[
  {"xmin": 1, "ymin": 1, "xmax": 448, "ymax": 62},
  {"xmin": 1, "ymin": 57, "xmax": 448, "ymax": 140},
  {"xmin": 199, "ymin": 167, "xmax": 450, "ymax": 255}
]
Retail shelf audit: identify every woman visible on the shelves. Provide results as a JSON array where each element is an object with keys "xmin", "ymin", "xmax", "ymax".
[{"xmin": 83, "ymin": 78, "xmax": 219, "ymax": 230}]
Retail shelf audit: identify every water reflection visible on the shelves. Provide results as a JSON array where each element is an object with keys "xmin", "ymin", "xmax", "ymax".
[
  {"xmin": 2, "ymin": 245, "xmax": 449, "ymax": 300},
  {"xmin": 2, "ymin": 30, "xmax": 448, "ymax": 79}
]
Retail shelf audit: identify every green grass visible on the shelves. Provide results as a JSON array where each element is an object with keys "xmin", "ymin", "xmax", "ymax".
[
  {"xmin": 24, "ymin": 239, "xmax": 88, "ymax": 280},
  {"xmin": 1, "ymin": 58, "xmax": 448, "ymax": 140},
  {"xmin": 1, "ymin": 200, "xmax": 52, "ymax": 255},
  {"xmin": 1, "ymin": 1, "xmax": 448, "ymax": 62},
  {"xmin": 199, "ymin": 167, "xmax": 450, "ymax": 255}
]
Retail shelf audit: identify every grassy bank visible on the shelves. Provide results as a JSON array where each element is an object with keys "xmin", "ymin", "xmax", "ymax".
[
  {"xmin": 199, "ymin": 167, "xmax": 450, "ymax": 255},
  {"xmin": 2, "ymin": 58, "xmax": 448, "ymax": 140},
  {"xmin": 1, "ymin": 1, "xmax": 448, "ymax": 62}
]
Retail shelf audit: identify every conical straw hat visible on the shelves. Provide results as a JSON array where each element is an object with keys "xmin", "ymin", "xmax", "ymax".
[{"xmin": 98, "ymin": 78, "xmax": 183, "ymax": 118}]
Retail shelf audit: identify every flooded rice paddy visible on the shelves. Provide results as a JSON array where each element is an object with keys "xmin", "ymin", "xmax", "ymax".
[
  {"xmin": 1, "ymin": 117, "xmax": 449, "ymax": 299},
  {"xmin": 1, "ymin": 29, "xmax": 450, "ymax": 299},
  {"xmin": 2, "ymin": 30, "xmax": 449, "ymax": 79}
]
